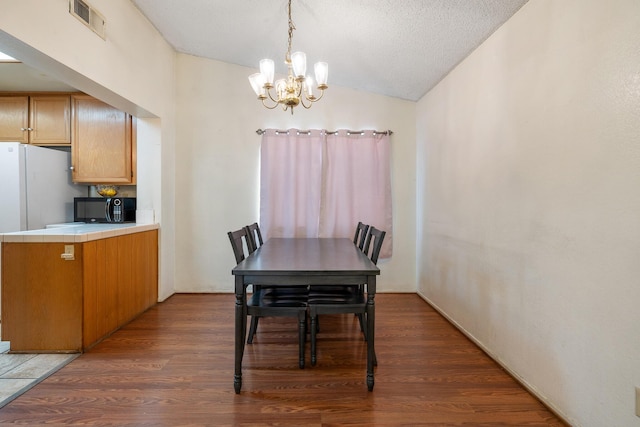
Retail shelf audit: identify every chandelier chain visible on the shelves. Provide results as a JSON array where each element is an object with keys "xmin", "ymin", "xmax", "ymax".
[{"xmin": 286, "ymin": 0, "xmax": 295, "ymax": 62}]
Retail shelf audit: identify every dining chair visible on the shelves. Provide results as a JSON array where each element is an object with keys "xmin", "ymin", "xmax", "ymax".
[
  {"xmin": 353, "ymin": 221, "xmax": 370, "ymax": 311},
  {"xmin": 246, "ymin": 222, "xmax": 263, "ymax": 249},
  {"xmin": 228, "ymin": 227, "xmax": 308, "ymax": 368},
  {"xmin": 314, "ymin": 221, "xmax": 369, "ymax": 333},
  {"xmin": 362, "ymin": 226, "xmax": 386, "ymax": 265},
  {"xmin": 308, "ymin": 226, "xmax": 386, "ymax": 366},
  {"xmin": 243, "ymin": 222, "xmax": 308, "ymax": 345},
  {"xmin": 353, "ymin": 221, "xmax": 369, "ymax": 251}
]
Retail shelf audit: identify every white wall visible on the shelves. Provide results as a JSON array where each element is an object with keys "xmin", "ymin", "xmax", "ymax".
[
  {"xmin": 416, "ymin": 0, "xmax": 640, "ymax": 425},
  {"xmin": 10, "ymin": 0, "xmax": 638, "ymax": 424},
  {"xmin": 0, "ymin": 0, "xmax": 177, "ymax": 301},
  {"xmin": 0, "ymin": 2, "xmax": 415, "ymax": 299},
  {"xmin": 173, "ymin": 54, "xmax": 416, "ymax": 293}
]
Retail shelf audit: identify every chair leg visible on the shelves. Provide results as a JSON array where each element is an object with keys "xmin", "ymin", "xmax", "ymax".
[
  {"xmin": 310, "ymin": 312, "xmax": 318, "ymax": 366},
  {"xmin": 357, "ymin": 313, "xmax": 367, "ymax": 339},
  {"xmin": 298, "ymin": 311, "xmax": 306, "ymax": 369},
  {"xmin": 362, "ymin": 311, "xmax": 376, "ymax": 365},
  {"xmin": 247, "ymin": 316, "xmax": 259, "ymax": 344}
]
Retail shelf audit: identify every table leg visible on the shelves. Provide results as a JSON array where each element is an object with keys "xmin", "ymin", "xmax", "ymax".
[
  {"xmin": 234, "ymin": 276, "xmax": 247, "ymax": 394},
  {"xmin": 366, "ymin": 275, "xmax": 376, "ymax": 391}
]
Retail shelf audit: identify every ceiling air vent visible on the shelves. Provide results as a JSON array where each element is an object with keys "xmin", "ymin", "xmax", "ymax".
[{"xmin": 69, "ymin": 0, "xmax": 106, "ymax": 39}]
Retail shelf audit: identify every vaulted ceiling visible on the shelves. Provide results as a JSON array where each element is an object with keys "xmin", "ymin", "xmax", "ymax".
[
  {"xmin": 0, "ymin": 1, "xmax": 528, "ymax": 100},
  {"xmin": 130, "ymin": 0, "xmax": 529, "ymax": 101}
]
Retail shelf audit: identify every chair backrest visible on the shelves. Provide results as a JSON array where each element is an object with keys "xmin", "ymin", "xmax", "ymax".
[
  {"xmin": 245, "ymin": 222, "xmax": 263, "ymax": 254},
  {"xmin": 363, "ymin": 226, "xmax": 386, "ymax": 265},
  {"xmin": 353, "ymin": 221, "xmax": 370, "ymax": 251},
  {"xmin": 228, "ymin": 227, "xmax": 252, "ymax": 264}
]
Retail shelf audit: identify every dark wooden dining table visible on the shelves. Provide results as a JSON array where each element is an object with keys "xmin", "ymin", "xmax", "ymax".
[{"xmin": 231, "ymin": 237, "xmax": 380, "ymax": 393}]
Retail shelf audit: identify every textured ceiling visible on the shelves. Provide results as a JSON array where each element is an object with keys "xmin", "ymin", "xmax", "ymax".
[{"xmin": 131, "ymin": 0, "xmax": 528, "ymax": 101}]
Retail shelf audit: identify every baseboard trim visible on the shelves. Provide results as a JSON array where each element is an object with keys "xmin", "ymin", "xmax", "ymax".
[{"xmin": 416, "ymin": 291, "xmax": 571, "ymax": 426}]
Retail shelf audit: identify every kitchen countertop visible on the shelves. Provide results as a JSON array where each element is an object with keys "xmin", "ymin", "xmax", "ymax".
[{"xmin": 0, "ymin": 223, "xmax": 159, "ymax": 243}]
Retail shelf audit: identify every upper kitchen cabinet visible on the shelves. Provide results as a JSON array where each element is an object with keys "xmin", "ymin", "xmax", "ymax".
[
  {"xmin": 71, "ymin": 94, "xmax": 136, "ymax": 184},
  {"xmin": 0, "ymin": 95, "xmax": 72, "ymax": 145}
]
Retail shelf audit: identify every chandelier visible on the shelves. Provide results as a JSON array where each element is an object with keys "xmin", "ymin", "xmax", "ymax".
[{"xmin": 248, "ymin": 0, "xmax": 328, "ymax": 114}]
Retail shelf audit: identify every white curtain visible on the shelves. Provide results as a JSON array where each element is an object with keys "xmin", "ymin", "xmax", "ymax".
[
  {"xmin": 320, "ymin": 130, "xmax": 392, "ymax": 258},
  {"xmin": 260, "ymin": 129, "xmax": 393, "ymax": 258},
  {"xmin": 260, "ymin": 129, "xmax": 323, "ymax": 238}
]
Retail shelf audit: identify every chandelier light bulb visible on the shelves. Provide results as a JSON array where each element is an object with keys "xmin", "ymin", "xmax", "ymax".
[
  {"xmin": 304, "ymin": 76, "xmax": 314, "ymax": 97},
  {"xmin": 248, "ymin": 73, "xmax": 266, "ymax": 97},
  {"xmin": 291, "ymin": 51, "xmax": 307, "ymax": 79},
  {"xmin": 259, "ymin": 59, "xmax": 275, "ymax": 86},
  {"xmin": 314, "ymin": 62, "xmax": 329, "ymax": 88}
]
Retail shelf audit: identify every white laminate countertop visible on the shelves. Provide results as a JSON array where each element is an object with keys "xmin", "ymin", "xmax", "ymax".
[{"xmin": 0, "ymin": 223, "xmax": 159, "ymax": 243}]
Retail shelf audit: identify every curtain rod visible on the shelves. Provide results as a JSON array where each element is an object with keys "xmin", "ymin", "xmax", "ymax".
[{"xmin": 256, "ymin": 129, "xmax": 393, "ymax": 136}]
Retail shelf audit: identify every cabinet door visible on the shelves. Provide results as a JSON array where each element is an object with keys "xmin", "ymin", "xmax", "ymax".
[
  {"xmin": 0, "ymin": 96, "xmax": 29, "ymax": 142},
  {"xmin": 83, "ymin": 238, "xmax": 119, "ymax": 349},
  {"xmin": 29, "ymin": 95, "xmax": 71, "ymax": 145},
  {"xmin": 82, "ymin": 230, "xmax": 158, "ymax": 351},
  {"xmin": 116, "ymin": 231, "xmax": 158, "ymax": 325},
  {"xmin": 71, "ymin": 95, "xmax": 133, "ymax": 183},
  {"xmin": 1, "ymin": 242, "xmax": 83, "ymax": 352}
]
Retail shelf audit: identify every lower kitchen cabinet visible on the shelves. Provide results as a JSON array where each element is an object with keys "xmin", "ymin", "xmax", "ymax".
[{"xmin": 0, "ymin": 229, "xmax": 158, "ymax": 352}]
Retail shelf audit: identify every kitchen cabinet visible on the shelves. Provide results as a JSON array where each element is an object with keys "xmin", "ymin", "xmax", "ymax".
[
  {"xmin": 0, "ymin": 95, "xmax": 71, "ymax": 145},
  {"xmin": 71, "ymin": 94, "xmax": 136, "ymax": 184},
  {"xmin": 82, "ymin": 230, "xmax": 158, "ymax": 348},
  {"xmin": 1, "ymin": 228, "xmax": 158, "ymax": 352}
]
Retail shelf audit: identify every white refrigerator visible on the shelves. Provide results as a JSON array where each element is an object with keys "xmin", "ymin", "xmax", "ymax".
[{"xmin": 0, "ymin": 143, "xmax": 87, "ymax": 233}]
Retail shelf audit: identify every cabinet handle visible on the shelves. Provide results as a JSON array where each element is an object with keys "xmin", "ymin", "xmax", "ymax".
[
  {"xmin": 70, "ymin": 166, "xmax": 75, "ymax": 171},
  {"xmin": 20, "ymin": 127, "xmax": 34, "ymax": 131}
]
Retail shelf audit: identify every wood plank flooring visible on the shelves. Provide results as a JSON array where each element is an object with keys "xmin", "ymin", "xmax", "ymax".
[{"xmin": 0, "ymin": 293, "xmax": 567, "ymax": 426}]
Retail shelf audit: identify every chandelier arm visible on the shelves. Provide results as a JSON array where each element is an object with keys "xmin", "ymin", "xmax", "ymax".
[
  {"xmin": 265, "ymin": 88, "xmax": 280, "ymax": 104},
  {"xmin": 299, "ymin": 96, "xmax": 311, "ymax": 109},
  {"xmin": 261, "ymin": 98, "xmax": 280, "ymax": 110},
  {"xmin": 311, "ymin": 89, "xmax": 325, "ymax": 102},
  {"xmin": 302, "ymin": 88, "xmax": 325, "ymax": 104}
]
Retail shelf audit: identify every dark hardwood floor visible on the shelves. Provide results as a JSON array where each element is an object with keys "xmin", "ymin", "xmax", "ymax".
[{"xmin": 0, "ymin": 293, "xmax": 566, "ymax": 426}]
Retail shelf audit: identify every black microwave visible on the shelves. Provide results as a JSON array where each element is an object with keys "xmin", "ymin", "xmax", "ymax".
[{"xmin": 74, "ymin": 197, "xmax": 136, "ymax": 223}]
